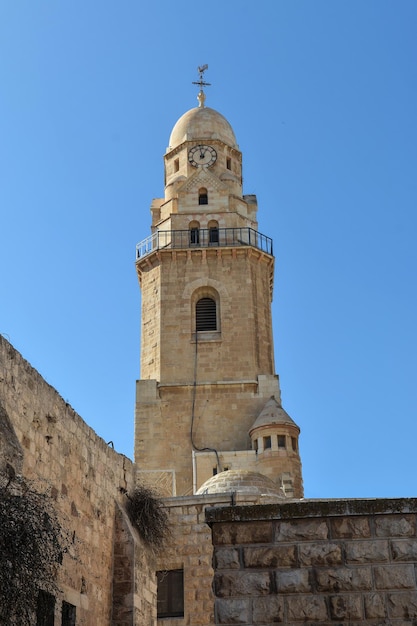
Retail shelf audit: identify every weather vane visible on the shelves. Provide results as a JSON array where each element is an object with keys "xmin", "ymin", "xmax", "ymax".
[
  {"xmin": 192, "ymin": 64, "xmax": 211, "ymax": 90},
  {"xmin": 193, "ymin": 65, "xmax": 211, "ymax": 108}
]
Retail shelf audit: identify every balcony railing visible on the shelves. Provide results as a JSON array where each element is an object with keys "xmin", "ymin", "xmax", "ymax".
[{"xmin": 136, "ymin": 227, "xmax": 273, "ymax": 260}]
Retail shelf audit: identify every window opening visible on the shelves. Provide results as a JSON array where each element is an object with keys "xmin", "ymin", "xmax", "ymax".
[
  {"xmin": 157, "ymin": 569, "xmax": 184, "ymax": 618},
  {"xmin": 198, "ymin": 188, "xmax": 208, "ymax": 205},
  {"xmin": 196, "ymin": 297, "xmax": 217, "ymax": 331},
  {"xmin": 213, "ymin": 467, "xmax": 217, "ymax": 476},
  {"xmin": 226, "ymin": 157, "xmax": 231, "ymax": 170},
  {"xmin": 263, "ymin": 436, "xmax": 271, "ymax": 450},
  {"xmin": 209, "ymin": 227, "xmax": 219, "ymax": 244},
  {"xmin": 190, "ymin": 228, "xmax": 200, "ymax": 245},
  {"xmin": 278, "ymin": 435, "xmax": 286, "ymax": 448},
  {"xmin": 208, "ymin": 220, "xmax": 219, "ymax": 244},
  {"xmin": 174, "ymin": 158, "xmax": 179, "ymax": 172},
  {"xmin": 291, "ymin": 437, "xmax": 297, "ymax": 451},
  {"xmin": 61, "ymin": 601, "xmax": 76, "ymax": 626},
  {"xmin": 36, "ymin": 590, "xmax": 55, "ymax": 626}
]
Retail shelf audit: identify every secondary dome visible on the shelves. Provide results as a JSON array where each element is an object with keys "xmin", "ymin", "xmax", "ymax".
[
  {"xmin": 196, "ymin": 469, "xmax": 283, "ymax": 498},
  {"xmin": 168, "ymin": 106, "xmax": 238, "ymax": 151}
]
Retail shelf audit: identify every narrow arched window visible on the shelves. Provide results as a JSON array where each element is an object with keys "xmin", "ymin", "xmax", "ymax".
[
  {"xmin": 198, "ymin": 188, "xmax": 208, "ymax": 205},
  {"xmin": 208, "ymin": 219, "xmax": 219, "ymax": 244},
  {"xmin": 196, "ymin": 297, "xmax": 217, "ymax": 331},
  {"xmin": 189, "ymin": 220, "xmax": 200, "ymax": 245}
]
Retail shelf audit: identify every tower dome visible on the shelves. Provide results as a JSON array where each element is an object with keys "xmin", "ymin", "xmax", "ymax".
[{"xmin": 168, "ymin": 106, "xmax": 238, "ymax": 151}]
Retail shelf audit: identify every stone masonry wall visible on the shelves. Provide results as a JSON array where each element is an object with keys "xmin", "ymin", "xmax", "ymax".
[
  {"xmin": 0, "ymin": 335, "xmax": 156, "ymax": 625},
  {"xmin": 207, "ymin": 498, "xmax": 417, "ymax": 624}
]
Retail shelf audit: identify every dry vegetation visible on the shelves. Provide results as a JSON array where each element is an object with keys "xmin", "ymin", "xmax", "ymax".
[
  {"xmin": 0, "ymin": 476, "xmax": 68, "ymax": 625},
  {"xmin": 125, "ymin": 485, "xmax": 170, "ymax": 550}
]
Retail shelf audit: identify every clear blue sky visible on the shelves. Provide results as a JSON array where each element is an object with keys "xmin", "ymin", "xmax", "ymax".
[{"xmin": 1, "ymin": 2, "xmax": 416, "ymax": 499}]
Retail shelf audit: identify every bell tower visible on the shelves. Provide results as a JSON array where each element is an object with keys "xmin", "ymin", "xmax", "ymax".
[{"xmin": 134, "ymin": 69, "xmax": 303, "ymax": 498}]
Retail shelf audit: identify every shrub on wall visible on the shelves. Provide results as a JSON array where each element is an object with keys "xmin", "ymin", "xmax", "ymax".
[{"xmin": 125, "ymin": 485, "xmax": 169, "ymax": 550}]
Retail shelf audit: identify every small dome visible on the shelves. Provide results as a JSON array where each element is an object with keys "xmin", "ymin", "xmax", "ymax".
[
  {"xmin": 196, "ymin": 469, "xmax": 283, "ymax": 498},
  {"xmin": 249, "ymin": 396, "xmax": 299, "ymax": 436},
  {"xmin": 168, "ymin": 106, "xmax": 237, "ymax": 151}
]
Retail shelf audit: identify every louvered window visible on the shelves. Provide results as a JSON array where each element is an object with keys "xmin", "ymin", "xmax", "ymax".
[{"xmin": 196, "ymin": 297, "xmax": 217, "ymax": 331}]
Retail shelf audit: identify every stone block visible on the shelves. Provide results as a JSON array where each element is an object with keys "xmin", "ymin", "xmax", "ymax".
[
  {"xmin": 252, "ymin": 596, "xmax": 284, "ymax": 623},
  {"xmin": 331, "ymin": 516, "xmax": 371, "ymax": 539},
  {"xmin": 329, "ymin": 594, "xmax": 363, "ymax": 619},
  {"xmin": 388, "ymin": 591, "xmax": 417, "ymax": 618},
  {"xmin": 345, "ymin": 539, "xmax": 389, "ymax": 563},
  {"xmin": 276, "ymin": 569, "xmax": 311, "ymax": 593},
  {"xmin": 214, "ymin": 548, "xmax": 241, "ymax": 570},
  {"xmin": 315, "ymin": 567, "xmax": 372, "ymax": 592},
  {"xmin": 287, "ymin": 595, "xmax": 328, "ymax": 620},
  {"xmin": 275, "ymin": 519, "xmax": 328, "ymax": 541},
  {"xmin": 215, "ymin": 598, "xmax": 250, "ymax": 624},
  {"xmin": 213, "ymin": 521, "xmax": 273, "ymax": 545},
  {"xmin": 374, "ymin": 564, "xmax": 415, "ymax": 589},
  {"xmin": 244, "ymin": 545, "xmax": 297, "ymax": 568},
  {"xmin": 391, "ymin": 538, "xmax": 417, "ymax": 561},
  {"xmin": 299, "ymin": 542, "xmax": 342, "ymax": 566},
  {"xmin": 364, "ymin": 593, "xmax": 387, "ymax": 619},
  {"xmin": 214, "ymin": 572, "xmax": 271, "ymax": 597},
  {"xmin": 375, "ymin": 515, "xmax": 416, "ymax": 537}
]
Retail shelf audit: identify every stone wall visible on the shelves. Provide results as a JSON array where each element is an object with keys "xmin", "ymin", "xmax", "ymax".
[
  {"xmin": 207, "ymin": 498, "xmax": 417, "ymax": 624},
  {"xmin": 0, "ymin": 335, "xmax": 156, "ymax": 625},
  {"xmin": 156, "ymin": 492, "xmax": 265, "ymax": 626}
]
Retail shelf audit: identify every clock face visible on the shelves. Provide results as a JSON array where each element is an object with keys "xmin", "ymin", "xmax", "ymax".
[{"xmin": 188, "ymin": 144, "xmax": 217, "ymax": 167}]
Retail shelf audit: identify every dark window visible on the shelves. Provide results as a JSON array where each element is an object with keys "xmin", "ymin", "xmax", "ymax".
[
  {"xmin": 291, "ymin": 437, "xmax": 297, "ymax": 451},
  {"xmin": 263, "ymin": 436, "xmax": 271, "ymax": 450},
  {"xmin": 196, "ymin": 297, "xmax": 217, "ymax": 331},
  {"xmin": 37, "ymin": 590, "xmax": 55, "ymax": 626},
  {"xmin": 174, "ymin": 158, "xmax": 179, "ymax": 172},
  {"xmin": 209, "ymin": 227, "xmax": 219, "ymax": 244},
  {"xmin": 190, "ymin": 228, "xmax": 200, "ymax": 245},
  {"xmin": 61, "ymin": 602, "xmax": 76, "ymax": 626},
  {"xmin": 226, "ymin": 157, "xmax": 231, "ymax": 170},
  {"xmin": 157, "ymin": 569, "xmax": 184, "ymax": 618},
  {"xmin": 198, "ymin": 188, "xmax": 208, "ymax": 205},
  {"xmin": 278, "ymin": 435, "xmax": 286, "ymax": 449},
  {"xmin": 213, "ymin": 467, "xmax": 217, "ymax": 476}
]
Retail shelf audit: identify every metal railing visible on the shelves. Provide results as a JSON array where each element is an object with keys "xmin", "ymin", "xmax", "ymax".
[{"xmin": 136, "ymin": 227, "xmax": 273, "ymax": 260}]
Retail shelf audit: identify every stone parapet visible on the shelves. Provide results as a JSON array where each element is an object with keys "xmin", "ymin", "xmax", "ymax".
[{"xmin": 207, "ymin": 498, "xmax": 417, "ymax": 624}]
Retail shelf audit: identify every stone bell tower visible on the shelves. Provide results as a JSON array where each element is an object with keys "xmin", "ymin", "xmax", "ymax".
[{"xmin": 134, "ymin": 69, "xmax": 303, "ymax": 498}]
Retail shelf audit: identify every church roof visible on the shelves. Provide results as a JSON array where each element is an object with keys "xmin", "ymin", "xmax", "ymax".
[
  {"xmin": 249, "ymin": 396, "xmax": 299, "ymax": 434},
  {"xmin": 168, "ymin": 106, "xmax": 238, "ymax": 151}
]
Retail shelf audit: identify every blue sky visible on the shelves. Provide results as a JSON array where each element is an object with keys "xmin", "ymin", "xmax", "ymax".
[{"xmin": 1, "ymin": 2, "xmax": 416, "ymax": 499}]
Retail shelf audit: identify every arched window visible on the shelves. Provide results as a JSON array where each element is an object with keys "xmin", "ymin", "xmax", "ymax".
[
  {"xmin": 196, "ymin": 297, "xmax": 217, "ymax": 331},
  {"xmin": 198, "ymin": 188, "xmax": 208, "ymax": 205},
  {"xmin": 189, "ymin": 220, "xmax": 200, "ymax": 245},
  {"xmin": 208, "ymin": 219, "xmax": 219, "ymax": 244}
]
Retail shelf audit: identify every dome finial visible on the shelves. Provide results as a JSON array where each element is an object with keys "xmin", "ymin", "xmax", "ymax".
[
  {"xmin": 192, "ymin": 64, "xmax": 211, "ymax": 108},
  {"xmin": 197, "ymin": 90, "xmax": 206, "ymax": 108}
]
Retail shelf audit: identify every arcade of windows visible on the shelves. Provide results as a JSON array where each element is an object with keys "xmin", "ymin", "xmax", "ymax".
[
  {"xmin": 253, "ymin": 435, "xmax": 298, "ymax": 453},
  {"xmin": 188, "ymin": 220, "xmax": 219, "ymax": 246}
]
